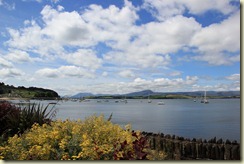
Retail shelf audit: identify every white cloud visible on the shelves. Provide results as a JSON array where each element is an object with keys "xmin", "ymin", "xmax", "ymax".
[
  {"xmin": 6, "ymin": 22, "xmax": 64, "ymax": 59},
  {"xmin": 0, "ymin": 68, "xmax": 24, "ymax": 78},
  {"xmin": 81, "ymin": 1, "xmax": 139, "ymax": 31},
  {"xmin": 35, "ymin": 65, "xmax": 95, "ymax": 79},
  {"xmin": 59, "ymin": 65, "xmax": 95, "ymax": 78},
  {"xmin": 57, "ymin": 5, "xmax": 64, "ymax": 11},
  {"xmin": 192, "ymin": 82, "xmax": 239, "ymax": 91},
  {"xmin": 169, "ymin": 71, "xmax": 182, "ymax": 76},
  {"xmin": 105, "ymin": 76, "xmax": 199, "ymax": 93},
  {"xmin": 118, "ymin": 70, "xmax": 135, "ymax": 78},
  {"xmin": 143, "ymin": 0, "xmax": 238, "ymax": 21},
  {"xmin": 0, "ymin": 57, "xmax": 13, "ymax": 68},
  {"xmin": 0, "ymin": 0, "xmax": 15, "ymax": 10},
  {"xmin": 191, "ymin": 11, "xmax": 240, "ymax": 52},
  {"xmin": 41, "ymin": 5, "xmax": 97, "ymax": 47},
  {"xmin": 35, "ymin": 68, "xmax": 59, "ymax": 78},
  {"xmin": 52, "ymin": 0, "xmax": 60, "ymax": 4},
  {"xmin": 5, "ymin": 2, "xmax": 201, "ymax": 70},
  {"xmin": 1, "ymin": 1, "xmax": 240, "ymax": 95},
  {"xmin": 104, "ymin": 52, "xmax": 171, "ymax": 68},
  {"xmin": 25, "ymin": 73, "xmax": 238, "ymax": 95},
  {"xmin": 103, "ymin": 15, "xmax": 201, "ymax": 68},
  {"xmin": 134, "ymin": 15, "xmax": 201, "ymax": 52},
  {"xmin": 182, "ymin": 0, "xmax": 237, "ymax": 15},
  {"xmin": 190, "ymin": 11, "xmax": 240, "ymax": 65},
  {"xmin": 102, "ymin": 72, "xmax": 108, "ymax": 77},
  {"xmin": 225, "ymin": 74, "xmax": 240, "ymax": 81},
  {"xmin": 63, "ymin": 49, "xmax": 102, "ymax": 70},
  {"xmin": 6, "ymin": 49, "xmax": 41, "ymax": 63}
]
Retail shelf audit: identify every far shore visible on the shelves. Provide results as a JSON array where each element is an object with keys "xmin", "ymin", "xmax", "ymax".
[{"xmin": 0, "ymin": 97, "xmax": 30, "ymax": 101}]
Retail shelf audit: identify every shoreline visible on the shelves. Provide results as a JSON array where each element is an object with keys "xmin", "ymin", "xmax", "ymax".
[{"xmin": 0, "ymin": 97, "xmax": 30, "ymax": 101}]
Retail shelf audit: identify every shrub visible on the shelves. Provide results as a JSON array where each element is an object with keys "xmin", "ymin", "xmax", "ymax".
[
  {"xmin": 0, "ymin": 101, "xmax": 57, "ymax": 141},
  {"xmin": 0, "ymin": 101, "xmax": 21, "ymax": 139},
  {"xmin": 0, "ymin": 115, "xmax": 148, "ymax": 160}
]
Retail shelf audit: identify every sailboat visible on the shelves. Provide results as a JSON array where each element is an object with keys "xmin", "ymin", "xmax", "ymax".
[
  {"xmin": 148, "ymin": 95, "xmax": 152, "ymax": 103},
  {"xmin": 120, "ymin": 96, "xmax": 127, "ymax": 103},
  {"xmin": 201, "ymin": 91, "xmax": 209, "ymax": 104}
]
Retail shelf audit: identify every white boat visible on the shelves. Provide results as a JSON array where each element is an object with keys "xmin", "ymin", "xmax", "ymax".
[
  {"xmin": 201, "ymin": 91, "xmax": 209, "ymax": 104},
  {"xmin": 120, "ymin": 96, "xmax": 127, "ymax": 103},
  {"xmin": 81, "ymin": 99, "xmax": 90, "ymax": 102},
  {"xmin": 148, "ymin": 95, "xmax": 152, "ymax": 103},
  {"xmin": 157, "ymin": 101, "xmax": 165, "ymax": 105}
]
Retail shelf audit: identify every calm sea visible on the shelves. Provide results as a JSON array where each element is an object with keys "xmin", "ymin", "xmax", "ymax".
[{"xmin": 13, "ymin": 98, "xmax": 241, "ymax": 142}]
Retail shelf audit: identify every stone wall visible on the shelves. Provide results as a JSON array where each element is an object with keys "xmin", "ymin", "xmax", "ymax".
[{"xmin": 142, "ymin": 132, "xmax": 240, "ymax": 160}]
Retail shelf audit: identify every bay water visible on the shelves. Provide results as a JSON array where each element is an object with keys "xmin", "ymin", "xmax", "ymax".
[
  {"xmin": 13, "ymin": 98, "xmax": 240, "ymax": 142},
  {"xmin": 53, "ymin": 98, "xmax": 240, "ymax": 142}
]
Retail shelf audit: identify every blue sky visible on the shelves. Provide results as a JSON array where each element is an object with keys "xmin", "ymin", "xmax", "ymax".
[{"xmin": 0, "ymin": 0, "xmax": 240, "ymax": 96}]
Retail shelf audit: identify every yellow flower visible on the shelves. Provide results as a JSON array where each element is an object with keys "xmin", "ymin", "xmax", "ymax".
[{"xmin": 0, "ymin": 114, "xmax": 148, "ymax": 160}]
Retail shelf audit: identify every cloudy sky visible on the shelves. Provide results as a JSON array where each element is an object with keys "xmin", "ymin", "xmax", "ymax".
[{"xmin": 0, "ymin": 0, "xmax": 240, "ymax": 96}]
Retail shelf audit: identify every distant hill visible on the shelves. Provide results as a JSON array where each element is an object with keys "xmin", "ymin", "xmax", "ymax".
[
  {"xmin": 71, "ymin": 90, "xmax": 240, "ymax": 99},
  {"xmin": 71, "ymin": 92, "xmax": 94, "ymax": 99},
  {"xmin": 123, "ymin": 90, "xmax": 240, "ymax": 98},
  {"xmin": 0, "ymin": 82, "xmax": 59, "ymax": 99},
  {"xmin": 124, "ymin": 90, "xmax": 154, "ymax": 97}
]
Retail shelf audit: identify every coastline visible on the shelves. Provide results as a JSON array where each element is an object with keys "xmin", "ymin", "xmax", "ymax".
[{"xmin": 0, "ymin": 97, "xmax": 29, "ymax": 101}]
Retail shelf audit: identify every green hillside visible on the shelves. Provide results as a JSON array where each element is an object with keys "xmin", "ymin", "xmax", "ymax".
[{"xmin": 0, "ymin": 82, "xmax": 59, "ymax": 99}]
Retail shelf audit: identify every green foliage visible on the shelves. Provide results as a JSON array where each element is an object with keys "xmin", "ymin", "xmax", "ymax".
[{"xmin": 0, "ymin": 82, "xmax": 59, "ymax": 99}]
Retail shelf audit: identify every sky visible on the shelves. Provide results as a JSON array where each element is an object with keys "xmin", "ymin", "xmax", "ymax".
[{"xmin": 0, "ymin": 0, "xmax": 240, "ymax": 96}]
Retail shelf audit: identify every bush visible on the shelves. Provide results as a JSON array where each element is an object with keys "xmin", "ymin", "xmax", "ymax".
[
  {"xmin": 0, "ymin": 101, "xmax": 21, "ymax": 138},
  {"xmin": 0, "ymin": 101, "xmax": 57, "ymax": 141},
  {"xmin": 0, "ymin": 115, "xmax": 148, "ymax": 160}
]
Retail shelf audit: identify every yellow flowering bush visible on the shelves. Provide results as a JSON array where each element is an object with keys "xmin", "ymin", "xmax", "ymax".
[{"xmin": 0, "ymin": 115, "xmax": 148, "ymax": 160}]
